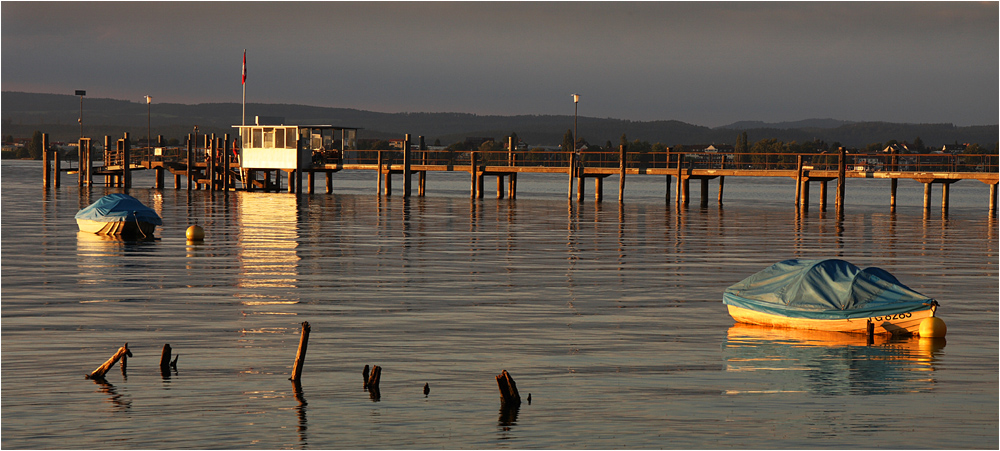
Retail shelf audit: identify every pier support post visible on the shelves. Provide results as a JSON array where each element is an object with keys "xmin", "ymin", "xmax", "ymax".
[
  {"xmin": 942, "ymin": 182, "xmax": 951, "ymax": 213},
  {"xmin": 890, "ymin": 178, "xmax": 898, "ymax": 209},
  {"xmin": 618, "ymin": 144, "xmax": 626, "ymax": 203},
  {"xmin": 795, "ymin": 156, "xmax": 803, "ymax": 207},
  {"xmin": 497, "ymin": 175, "xmax": 505, "ymax": 199},
  {"xmin": 990, "ymin": 183, "xmax": 998, "ymax": 217},
  {"xmin": 207, "ymin": 134, "xmax": 216, "ymax": 191},
  {"xmin": 403, "ymin": 134, "xmax": 412, "ymax": 197},
  {"xmin": 802, "ymin": 179, "xmax": 810, "ymax": 213},
  {"xmin": 223, "ymin": 134, "xmax": 231, "ymax": 195},
  {"xmin": 79, "ymin": 138, "xmax": 92, "ymax": 187},
  {"xmin": 595, "ymin": 176, "xmax": 604, "ymax": 202},
  {"xmin": 470, "ymin": 152, "xmax": 478, "ymax": 199},
  {"xmin": 326, "ymin": 172, "xmax": 333, "ymax": 194},
  {"xmin": 186, "ymin": 134, "xmax": 194, "ymax": 191},
  {"xmin": 42, "ymin": 133, "xmax": 51, "ymax": 188},
  {"xmin": 820, "ymin": 181, "xmax": 828, "ymax": 211},
  {"xmin": 567, "ymin": 152, "xmax": 575, "ymax": 200},
  {"xmin": 675, "ymin": 157, "xmax": 683, "ymax": 204},
  {"xmin": 377, "ymin": 150, "xmax": 383, "ymax": 195},
  {"xmin": 122, "ymin": 133, "xmax": 130, "ymax": 193},
  {"xmin": 923, "ymin": 182, "xmax": 932, "ymax": 210},
  {"xmin": 718, "ymin": 176, "xmax": 725, "ymax": 205},
  {"xmin": 700, "ymin": 178, "xmax": 709, "ymax": 207},
  {"xmin": 308, "ymin": 171, "xmax": 315, "ymax": 194},
  {"xmin": 836, "ymin": 147, "xmax": 846, "ymax": 210},
  {"xmin": 577, "ymin": 172, "xmax": 585, "ymax": 202}
]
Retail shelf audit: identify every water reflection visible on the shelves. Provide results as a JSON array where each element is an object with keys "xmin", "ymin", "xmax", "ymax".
[
  {"xmin": 235, "ymin": 194, "xmax": 300, "ymax": 294},
  {"xmin": 291, "ymin": 381, "xmax": 308, "ymax": 447},
  {"xmin": 76, "ymin": 232, "xmax": 158, "ymax": 288},
  {"xmin": 723, "ymin": 324, "xmax": 944, "ymax": 396},
  {"xmin": 91, "ymin": 378, "xmax": 132, "ymax": 412}
]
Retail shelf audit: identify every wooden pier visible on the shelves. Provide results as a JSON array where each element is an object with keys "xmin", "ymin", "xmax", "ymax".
[{"xmin": 40, "ymin": 132, "xmax": 999, "ymax": 214}]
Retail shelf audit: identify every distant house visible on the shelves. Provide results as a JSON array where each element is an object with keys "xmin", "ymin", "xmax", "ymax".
[
  {"xmin": 704, "ymin": 144, "xmax": 734, "ymax": 153},
  {"xmin": 941, "ymin": 144, "xmax": 967, "ymax": 154},
  {"xmin": 882, "ymin": 143, "xmax": 908, "ymax": 153}
]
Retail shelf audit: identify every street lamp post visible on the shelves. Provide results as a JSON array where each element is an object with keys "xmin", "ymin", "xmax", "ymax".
[
  {"xmin": 573, "ymin": 94, "xmax": 580, "ymax": 175},
  {"xmin": 76, "ymin": 90, "xmax": 86, "ymax": 139},
  {"xmin": 145, "ymin": 95, "xmax": 152, "ymax": 158}
]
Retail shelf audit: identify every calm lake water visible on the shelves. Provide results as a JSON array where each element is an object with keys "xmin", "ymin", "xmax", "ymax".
[{"xmin": 2, "ymin": 160, "xmax": 997, "ymax": 448}]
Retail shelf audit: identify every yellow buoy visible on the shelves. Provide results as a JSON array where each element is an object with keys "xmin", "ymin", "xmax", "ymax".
[
  {"xmin": 919, "ymin": 316, "xmax": 947, "ymax": 338},
  {"xmin": 186, "ymin": 225, "xmax": 205, "ymax": 241}
]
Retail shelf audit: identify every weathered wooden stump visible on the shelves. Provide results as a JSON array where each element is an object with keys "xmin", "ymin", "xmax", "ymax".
[
  {"xmin": 495, "ymin": 369, "xmax": 521, "ymax": 406},
  {"xmin": 85, "ymin": 343, "xmax": 132, "ymax": 380},
  {"xmin": 289, "ymin": 321, "xmax": 310, "ymax": 382}
]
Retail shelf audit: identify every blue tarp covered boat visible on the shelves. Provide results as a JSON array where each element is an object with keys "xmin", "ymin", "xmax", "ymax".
[
  {"xmin": 75, "ymin": 193, "xmax": 162, "ymax": 237},
  {"xmin": 723, "ymin": 259, "xmax": 940, "ymax": 335}
]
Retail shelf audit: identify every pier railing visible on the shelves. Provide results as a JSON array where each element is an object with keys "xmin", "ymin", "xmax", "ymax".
[{"xmin": 345, "ymin": 149, "xmax": 998, "ymax": 174}]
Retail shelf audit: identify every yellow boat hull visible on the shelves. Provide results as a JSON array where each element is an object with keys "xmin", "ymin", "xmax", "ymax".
[
  {"xmin": 726, "ymin": 304, "xmax": 934, "ymax": 336},
  {"xmin": 77, "ymin": 218, "xmax": 157, "ymax": 237}
]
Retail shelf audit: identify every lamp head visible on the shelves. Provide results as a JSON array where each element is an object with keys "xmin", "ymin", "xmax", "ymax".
[{"xmin": 572, "ymin": 94, "xmax": 579, "ymax": 103}]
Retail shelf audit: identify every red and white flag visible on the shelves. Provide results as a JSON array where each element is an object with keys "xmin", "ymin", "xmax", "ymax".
[{"xmin": 242, "ymin": 50, "xmax": 246, "ymax": 85}]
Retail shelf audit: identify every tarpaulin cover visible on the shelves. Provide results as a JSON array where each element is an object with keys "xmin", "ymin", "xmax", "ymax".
[
  {"xmin": 723, "ymin": 259, "xmax": 935, "ymax": 320},
  {"xmin": 75, "ymin": 194, "xmax": 162, "ymax": 225}
]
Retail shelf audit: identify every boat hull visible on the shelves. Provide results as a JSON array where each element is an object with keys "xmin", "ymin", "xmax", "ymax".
[
  {"xmin": 726, "ymin": 304, "xmax": 933, "ymax": 336},
  {"xmin": 77, "ymin": 218, "xmax": 157, "ymax": 237}
]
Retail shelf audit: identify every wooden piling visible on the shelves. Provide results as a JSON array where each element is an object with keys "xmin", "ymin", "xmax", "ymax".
[
  {"xmin": 801, "ymin": 178, "xmax": 810, "ymax": 213},
  {"xmin": 223, "ymin": 134, "xmax": 231, "ymax": 194},
  {"xmin": 207, "ymin": 134, "xmax": 216, "ymax": 191},
  {"xmin": 159, "ymin": 343, "xmax": 176, "ymax": 375},
  {"xmin": 990, "ymin": 183, "xmax": 998, "ymax": 217},
  {"xmin": 186, "ymin": 134, "xmax": 194, "ymax": 191},
  {"xmin": 618, "ymin": 144, "xmax": 626, "ymax": 203},
  {"xmin": 718, "ymin": 176, "xmax": 725, "ymax": 205},
  {"xmin": 820, "ymin": 180, "xmax": 828, "ymax": 211},
  {"xmin": 923, "ymin": 182, "xmax": 932, "ymax": 210},
  {"xmin": 326, "ymin": 172, "xmax": 333, "ymax": 194},
  {"xmin": 836, "ymin": 147, "xmax": 846, "ymax": 209},
  {"xmin": 866, "ymin": 319, "xmax": 874, "ymax": 345},
  {"xmin": 403, "ymin": 134, "xmax": 412, "ymax": 197},
  {"xmin": 470, "ymin": 152, "xmax": 478, "ymax": 199},
  {"xmin": 289, "ymin": 321, "xmax": 310, "ymax": 382},
  {"xmin": 122, "ymin": 133, "xmax": 131, "ymax": 192},
  {"xmin": 567, "ymin": 152, "xmax": 575, "ymax": 200},
  {"xmin": 890, "ymin": 178, "xmax": 898, "ymax": 209},
  {"xmin": 495, "ymin": 370, "xmax": 521, "ymax": 406},
  {"xmin": 377, "ymin": 150, "xmax": 384, "ymax": 195},
  {"xmin": 85, "ymin": 343, "xmax": 132, "ymax": 380},
  {"xmin": 700, "ymin": 178, "xmax": 709, "ymax": 208},
  {"xmin": 795, "ymin": 155, "xmax": 803, "ymax": 206},
  {"xmin": 54, "ymin": 141, "xmax": 61, "ymax": 188},
  {"xmin": 42, "ymin": 133, "xmax": 51, "ymax": 188},
  {"xmin": 595, "ymin": 175, "xmax": 603, "ymax": 202},
  {"xmin": 675, "ymin": 158, "xmax": 683, "ymax": 204},
  {"xmin": 942, "ymin": 182, "xmax": 951, "ymax": 212},
  {"xmin": 365, "ymin": 365, "xmax": 382, "ymax": 391}
]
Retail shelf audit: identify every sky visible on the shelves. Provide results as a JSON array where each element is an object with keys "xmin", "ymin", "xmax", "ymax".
[{"xmin": 2, "ymin": 1, "xmax": 997, "ymax": 127}]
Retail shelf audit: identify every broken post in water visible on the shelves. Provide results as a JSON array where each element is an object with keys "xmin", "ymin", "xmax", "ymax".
[
  {"xmin": 85, "ymin": 343, "xmax": 132, "ymax": 380},
  {"xmin": 289, "ymin": 321, "xmax": 310, "ymax": 382},
  {"xmin": 495, "ymin": 370, "xmax": 521, "ymax": 406}
]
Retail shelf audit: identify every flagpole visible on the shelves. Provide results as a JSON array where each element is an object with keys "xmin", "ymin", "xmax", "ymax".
[{"xmin": 242, "ymin": 49, "xmax": 246, "ymax": 126}]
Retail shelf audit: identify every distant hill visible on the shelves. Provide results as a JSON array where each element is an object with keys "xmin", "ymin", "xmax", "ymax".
[
  {"xmin": 717, "ymin": 118, "xmax": 855, "ymax": 130},
  {"xmin": 2, "ymin": 91, "xmax": 996, "ymax": 149}
]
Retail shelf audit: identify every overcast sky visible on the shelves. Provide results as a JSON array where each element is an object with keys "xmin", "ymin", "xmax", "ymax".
[{"xmin": 3, "ymin": 2, "xmax": 997, "ymax": 127}]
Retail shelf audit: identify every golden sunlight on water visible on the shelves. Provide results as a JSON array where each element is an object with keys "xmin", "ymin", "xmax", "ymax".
[{"xmin": 1, "ymin": 161, "xmax": 996, "ymax": 449}]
